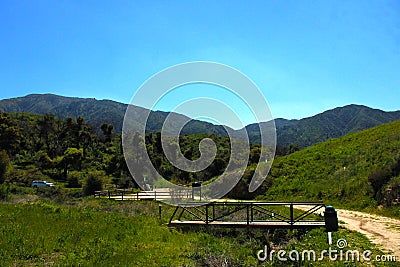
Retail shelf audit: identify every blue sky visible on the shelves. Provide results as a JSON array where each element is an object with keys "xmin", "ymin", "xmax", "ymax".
[{"xmin": 0, "ymin": 1, "xmax": 399, "ymax": 126}]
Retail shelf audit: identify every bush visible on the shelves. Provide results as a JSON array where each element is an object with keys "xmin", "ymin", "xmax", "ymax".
[
  {"xmin": 0, "ymin": 150, "xmax": 10, "ymax": 184},
  {"xmin": 36, "ymin": 187, "xmax": 60, "ymax": 199},
  {"xmin": 83, "ymin": 171, "xmax": 103, "ymax": 196},
  {"xmin": 7, "ymin": 166, "xmax": 49, "ymax": 187},
  {"xmin": 0, "ymin": 184, "xmax": 10, "ymax": 201},
  {"xmin": 63, "ymin": 188, "xmax": 84, "ymax": 198},
  {"xmin": 368, "ymin": 158, "xmax": 400, "ymax": 202},
  {"xmin": 66, "ymin": 171, "xmax": 83, "ymax": 188}
]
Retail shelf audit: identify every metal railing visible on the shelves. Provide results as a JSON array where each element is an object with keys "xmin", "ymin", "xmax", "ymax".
[
  {"xmin": 169, "ymin": 201, "xmax": 326, "ymax": 228},
  {"xmin": 94, "ymin": 188, "xmax": 194, "ymax": 201}
]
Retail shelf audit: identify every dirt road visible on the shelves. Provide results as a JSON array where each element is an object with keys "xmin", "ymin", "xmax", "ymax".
[
  {"xmin": 296, "ymin": 205, "xmax": 400, "ymax": 257},
  {"xmin": 335, "ymin": 209, "xmax": 400, "ymax": 257}
]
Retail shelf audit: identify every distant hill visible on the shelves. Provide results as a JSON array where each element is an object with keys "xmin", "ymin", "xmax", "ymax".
[
  {"xmin": 1, "ymin": 94, "xmax": 399, "ymax": 147},
  {"xmin": 0, "ymin": 94, "xmax": 230, "ymax": 136},
  {"xmin": 246, "ymin": 104, "xmax": 400, "ymax": 147},
  {"xmin": 261, "ymin": 119, "xmax": 400, "ymax": 211}
]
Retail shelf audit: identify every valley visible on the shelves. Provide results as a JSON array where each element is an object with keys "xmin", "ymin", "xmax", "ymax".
[{"xmin": 0, "ymin": 94, "xmax": 399, "ymax": 266}]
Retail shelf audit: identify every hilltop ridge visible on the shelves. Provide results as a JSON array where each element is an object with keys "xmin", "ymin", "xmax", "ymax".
[{"xmin": 1, "ymin": 94, "xmax": 399, "ymax": 148}]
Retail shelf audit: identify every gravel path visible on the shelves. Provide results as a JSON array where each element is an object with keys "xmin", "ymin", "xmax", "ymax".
[{"xmin": 335, "ymin": 208, "xmax": 400, "ymax": 257}]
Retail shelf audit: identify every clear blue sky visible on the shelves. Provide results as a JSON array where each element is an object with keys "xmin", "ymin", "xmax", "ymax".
[{"xmin": 0, "ymin": 0, "xmax": 399, "ymax": 125}]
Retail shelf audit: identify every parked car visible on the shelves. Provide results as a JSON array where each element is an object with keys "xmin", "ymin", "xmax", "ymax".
[{"xmin": 31, "ymin": 180, "xmax": 54, "ymax": 188}]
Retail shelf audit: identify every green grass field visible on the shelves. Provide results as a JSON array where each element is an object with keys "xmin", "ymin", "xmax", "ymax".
[{"xmin": 0, "ymin": 198, "xmax": 397, "ymax": 266}]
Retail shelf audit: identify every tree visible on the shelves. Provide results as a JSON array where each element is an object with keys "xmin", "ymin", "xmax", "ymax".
[
  {"xmin": 368, "ymin": 159, "xmax": 400, "ymax": 202},
  {"xmin": 38, "ymin": 114, "xmax": 57, "ymax": 157},
  {"xmin": 0, "ymin": 112, "xmax": 21, "ymax": 155},
  {"xmin": 79, "ymin": 125, "xmax": 93, "ymax": 158},
  {"xmin": 249, "ymin": 146, "xmax": 261, "ymax": 163},
  {"xmin": 124, "ymin": 132, "xmax": 148, "ymax": 187},
  {"xmin": 62, "ymin": 148, "xmax": 83, "ymax": 179},
  {"xmin": 288, "ymin": 144, "xmax": 301, "ymax": 154},
  {"xmin": 0, "ymin": 150, "xmax": 10, "ymax": 184},
  {"xmin": 101, "ymin": 123, "xmax": 114, "ymax": 143},
  {"xmin": 66, "ymin": 171, "xmax": 82, "ymax": 188},
  {"xmin": 83, "ymin": 171, "xmax": 103, "ymax": 196},
  {"xmin": 59, "ymin": 117, "xmax": 77, "ymax": 151},
  {"xmin": 207, "ymin": 158, "xmax": 227, "ymax": 178}
]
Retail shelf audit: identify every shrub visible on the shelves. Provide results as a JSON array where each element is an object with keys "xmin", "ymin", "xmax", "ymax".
[
  {"xmin": 0, "ymin": 150, "xmax": 10, "ymax": 184},
  {"xmin": 0, "ymin": 184, "xmax": 9, "ymax": 200},
  {"xmin": 7, "ymin": 166, "xmax": 49, "ymax": 187},
  {"xmin": 83, "ymin": 171, "xmax": 103, "ymax": 196},
  {"xmin": 66, "ymin": 171, "xmax": 83, "ymax": 188},
  {"xmin": 36, "ymin": 187, "xmax": 60, "ymax": 199}
]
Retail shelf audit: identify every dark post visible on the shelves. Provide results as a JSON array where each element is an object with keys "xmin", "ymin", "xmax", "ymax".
[
  {"xmin": 290, "ymin": 203, "xmax": 294, "ymax": 225},
  {"xmin": 324, "ymin": 205, "xmax": 338, "ymax": 245},
  {"xmin": 159, "ymin": 203, "xmax": 162, "ymax": 221},
  {"xmin": 205, "ymin": 204, "xmax": 209, "ymax": 225},
  {"xmin": 250, "ymin": 203, "xmax": 254, "ymax": 222},
  {"xmin": 192, "ymin": 182, "xmax": 201, "ymax": 200},
  {"xmin": 212, "ymin": 203, "xmax": 215, "ymax": 221},
  {"xmin": 246, "ymin": 204, "xmax": 250, "ymax": 226},
  {"xmin": 324, "ymin": 206, "xmax": 339, "ymax": 232}
]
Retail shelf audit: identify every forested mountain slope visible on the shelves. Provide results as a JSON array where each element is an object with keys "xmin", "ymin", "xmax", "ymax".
[
  {"xmin": 247, "ymin": 104, "xmax": 400, "ymax": 147},
  {"xmin": 0, "ymin": 94, "xmax": 230, "ymax": 136}
]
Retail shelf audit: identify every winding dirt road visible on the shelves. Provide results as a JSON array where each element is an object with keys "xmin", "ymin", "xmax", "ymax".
[
  {"xmin": 335, "ymin": 209, "xmax": 400, "ymax": 257},
  {"xmin": 215, "ymin": 200, "xmax": 399, "ymax": 256},
  {"xmin": 296, "ymin": 205, "xmax": 400, "ymax": 257}
]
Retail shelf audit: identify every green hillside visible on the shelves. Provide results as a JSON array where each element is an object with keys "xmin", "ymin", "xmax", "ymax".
[{"xmin": 261, "ymin": 119, "xmax": 400, "ymax": 215}]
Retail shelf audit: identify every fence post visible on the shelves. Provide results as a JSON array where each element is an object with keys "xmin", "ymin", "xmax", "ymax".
[
  {"xmin": 290, "ymin": 203, "xmax": 294, "ymax": 225},
  {"xmin": 212, "ymin": 204, "xmax": 215, "ymax": 221},
  {"xmin": 251, "ymin": 203, "xmax": 254, "ymax": 222},
  {"xmin": 205, "ymin": 204, "xmax": 209, "ymax": 225},
  {"xmin": 246, "ymin": 204, "xmax": 250, "ymax": 226}
]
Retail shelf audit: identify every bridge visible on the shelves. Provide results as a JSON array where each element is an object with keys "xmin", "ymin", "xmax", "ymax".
[
  {"xmin": 168, "ymin": 201, "xmax": 326, "ymax": 229},
  {"xmin": 93, "ymin": 190, "xmax": 328, "ymax": 229}
]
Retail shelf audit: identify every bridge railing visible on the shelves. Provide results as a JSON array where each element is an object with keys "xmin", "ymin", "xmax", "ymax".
[
  {"xmin": 94, "ymin": 188, "xmax": 194, "ymax": 201},
  {"xmin": 169, "ymin": 201, "xmax": 325, "ymax": 228}
]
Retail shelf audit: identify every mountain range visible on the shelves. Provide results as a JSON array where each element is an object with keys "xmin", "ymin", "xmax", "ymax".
[
  {"xmin": 246, "ymin": 104, "xmax": 400, "ymax": 147},
  {"xmin": 0, "ymin": 93, "xmax": 399, "ymax": 148}
]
